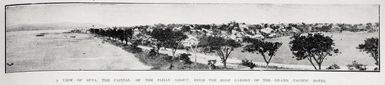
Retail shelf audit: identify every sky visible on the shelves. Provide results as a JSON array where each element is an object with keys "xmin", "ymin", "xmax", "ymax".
[{"xmin": 6, "ymin": 4, "xmax": 379, "ymax": 26}]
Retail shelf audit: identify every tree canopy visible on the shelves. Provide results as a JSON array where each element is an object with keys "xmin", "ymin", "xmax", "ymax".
[
  {"xmin": 357, "ymin": 37, "xmax": 379, "ymax": 65},
  {"xmin": 289, "ymin": 33, "xmax": 339, "ymax": 70},
  {"xmin": 242, "ymin": 37, "xmax": 282, "ymax": 67},
  {"xmin": 150, "ymin": 28, "xmax": 187, "ymax": 48}
]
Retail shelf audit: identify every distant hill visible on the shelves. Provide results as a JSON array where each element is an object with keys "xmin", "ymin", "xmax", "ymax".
[{"xmin": 6, "ymin": 23, "xmax": 109, "ymax": 32}]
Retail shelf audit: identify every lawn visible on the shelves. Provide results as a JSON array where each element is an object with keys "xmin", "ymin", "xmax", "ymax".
[{"xmin": 231, "ymin": 31, "xmax": 379, "ymax": 69}]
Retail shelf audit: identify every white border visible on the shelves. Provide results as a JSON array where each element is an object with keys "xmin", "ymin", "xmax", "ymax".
[{"xmin": 1, "ymin": 0, "xmax": 384, "ymax": 85}]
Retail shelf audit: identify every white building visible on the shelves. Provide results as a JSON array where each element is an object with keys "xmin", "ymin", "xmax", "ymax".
[
  {"xmin": 260, "ymin": 27, "xmax": 273, "ymax": 34},
  {"xmin": 181, "ymin": 35, "xmax": 199, "ymax": 47}
]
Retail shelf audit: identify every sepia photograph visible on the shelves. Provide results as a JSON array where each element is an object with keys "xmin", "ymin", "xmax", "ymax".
[{"xmin": 5, "ymin": 3, "xmax": 380, "ymax": 73}]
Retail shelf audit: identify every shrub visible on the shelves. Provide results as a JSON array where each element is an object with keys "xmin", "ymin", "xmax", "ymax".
[
  {"xmin": 124, "ymin": 46, "xmax": 143, "ymax": 53},
  {"xmin": 135, "ymin": 52, "xmax": 209, "ymax": 70},
  {"xmin": 241, "ymin": 59, "xmax": 256, "ymax": 69},
  {"xmin": 347, "ymin": 60, "xmax": 367, "ymax": 71},
  {"xmin": 207, "ymin": 60, "xmax": 217, "ymax": 70},
  {"xmin": 135, "ymin": 52, "xmax": 170, "ymax": 69},
  {"xmin": 162, "ymin": 55, "xmax": 174, "ymax": 62},
  {"xmin": 177, "ymin": 53, "xmax": 193, "ymax": 64},
  {"xmin": 131, "ymin": 39, "xmax": 142, "ymax": 47},
  {"xmin": 148, "ymin": 48, "xmax": 157, "ymax": 56},
  {"xmin": 326, "ymin": 64, "xmax": 341, "ymax": 70}
]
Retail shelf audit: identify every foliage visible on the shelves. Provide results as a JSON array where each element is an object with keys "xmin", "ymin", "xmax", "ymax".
[
  {"xmin": 326, "ymin": 64, "xmax": 341, "ymax": 70},
  {"xmin": 88, "ymin": 27, "xmax": 134, "ymax": 44},
  {"xmin": 149, "ymin": 28, "xmax": 188, "ymax": 69},
  {"xmin": 357, "ymin": 37, "xmax": 379, "ymax": 65},
  {"xmin": 242, "ymin": 37, "xmax": 282, "ymax": 67},
  {"xmin": 150, "ymin": 28, "xmax": 188, "ymax": 56},
  {"xmin": 148, "ymin": 48, "xmax": 157, "ymax": 56},
  {"xmin": 181, "ymin": 25, "xmax": 191, "ymax": 32},
  {"xmin": 347, "ymin": 60, "xmax": 367, "ymax": 71},
  {"xmin": 135, "ymin": 51, "xmax": 208, "ymax": 70},
  {"xmin": 87, "ymin": 21, "xmax": 379, "ymax": 71},
  {"xmin": 177, "ymin": 53, "xmax": 193, "ymax": 64},
  {"xmin": 289, "ymin": 33, "xmax": 339, "ymax": 70},
  {"xmin": 241, "ymin": 59, "xmax": 256, "ymax": 69}
]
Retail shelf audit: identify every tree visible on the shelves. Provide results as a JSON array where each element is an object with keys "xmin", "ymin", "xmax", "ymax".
[
  {"xmin": 357, "ymin": 37, "xmax": 379, "ymax": 66},
  {"xmin": 198, "ymin": 36, "xmax": 242, "ymax": 68},
  {"xmin": 150, "ymin": 28, "xmax": 187, "ymax": 56},
  {"xmin": 117, "ymin": 28, "xmax": 125, "ymax": 42},
  {"xmin": 149, "ymin": 28, "xmax": 172, "ymax": 54},
  {"xmin": 164, "ymin": 31, "xmax": 188, "ymax": 57},
  {"xmin": 181, "ymin": 25, "xmax": 191, "ymax": 32},
  {"xmin": 289, "ymin": 33, "xmax": 339, "ymax": 70},
  {"xmin": 242, "ymin": 37, "xmax": 282, "ymax": 68},
  {"xmin": 123, "ymin": 28, "xmax": 134, "ymax": 45},
  {"xmin": 150, "ymin": 28, "xmax": 187, "ymax": 69}
]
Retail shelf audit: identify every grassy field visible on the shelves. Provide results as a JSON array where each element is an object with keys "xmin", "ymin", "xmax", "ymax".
[
  {"xmin": 232, "ymin": 31, "xmax": 379, "ymax": 69},
  {"xmin": 5, "ymin": 30, "xmax": 151, "ymax": 73}
]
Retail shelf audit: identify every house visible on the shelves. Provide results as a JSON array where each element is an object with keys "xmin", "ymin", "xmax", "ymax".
[
  {"xmin": 239, "ymin": 23, "xmax": 248, "ymax": 31},
  {"xmin": 330, "ymin": 24, "xmax": 342, "ymax": 32},
  {"xmin": 260, "ymin": 27, "xmax": 273, "ymax": 34},
  {"xmin": 268, "ymin": 33, "xmax": 277, "ymax": 38},
  {"xmin": 173, "ymin": 26, "xmax": 182, "ymax": 31},
  {"xmin": 146, "ymin": 28, "xmax": 153, "ymax": 32},
  {"xmin": 291, "ymin": 27, "xmax": 301, "ymax": 33},
  {"xmin": 226, "ymin": 33, "xmax": 244, "ymax": 42},
  {"xmin": 202, "ymin": 29, "xmax": 213, "ymax": 36},
  {"xmin": 248, "ymin": 34, "xmax": 264, "ymax": 39},
  {"xmin": 133, "ymin": 28, "xmax": 141, "ymax": 36},
  {"xmin": 181, "ymin": 35, "xmax": 199, "ymax": 48}
]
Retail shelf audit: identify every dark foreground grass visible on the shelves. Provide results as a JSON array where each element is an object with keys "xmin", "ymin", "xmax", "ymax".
[
  {"xmin": 102, "ymin": 38, "xmax": 210, "ymax": 70},
  {"xmin": 134, "ymin": 52, "xmax": 209, "ymax": 70}
]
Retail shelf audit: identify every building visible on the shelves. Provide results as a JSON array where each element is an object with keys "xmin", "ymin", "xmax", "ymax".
[{"xmin": 181, "ymin": 35, "xmax": 199, "ymax": 48}]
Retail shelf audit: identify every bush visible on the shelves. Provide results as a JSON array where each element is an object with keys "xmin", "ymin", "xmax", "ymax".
[
  {"xmin": 173, "ymin": 62, "xmax": 209, "ymax": 70},
  {"xmin": 347, "ymin": 60, "xmax": 367, "ymax": 71},
  {"xmin": 135, "ymin": 52, "xmax": 209, "ymax": 70},
  {"xmin": 148, "ymin": 48, "xmax": 157, "ymax": 56},
  {"xmin": 241, "ymin": 59, "xmax": 256, "ymax": 69},
  {"xmin": 131, "ymin": 39, "xmax": 142, "ymax": 47},
  {"xmin": 162, "ymin": 55, "xmax": 174, "ymax": 62},
  {"xmin": 177, "ymin": 53, "xmax": 193, "ymax": 64},
  {"xmin": 326, "ymin": 64, "xmax": 341, "ymax": 70},
  {"xmin": 135, "ymin": 52, "xmax": 170, "ymax": 69},
  {"xmin": 124, "ymin": 46, "xmax": 143, "ymax": 53}
]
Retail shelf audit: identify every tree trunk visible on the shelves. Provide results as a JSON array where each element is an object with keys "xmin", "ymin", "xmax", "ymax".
[
  {"xmin": 172, "ymin": 49, "xmax": 176, "ymax": 60},
  {"xmin": 156, "ymin": 46, "xmax": 161, "ymax": 56},
  {"xmin": 191, "ymin": 46, "xmax": 197, "ymax": 64},
  {"xmin": 168, "ymin": 63, "xmax": 173, "ymax": 70},
  {"xmin": 372, "ymin": 53, "xmax": 379, "ymax": 66},
  {"xmin": 308, "ymin": 57, "xmax": 318, "ymax": 70},
  {"xmin": 260, "ymin": 53, "xmax": 269, "ymax": 69},
  {"xmin": 223, "ymin": 60, "xmax": 227, "ymax": 68}
]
